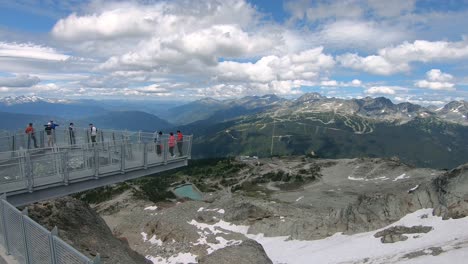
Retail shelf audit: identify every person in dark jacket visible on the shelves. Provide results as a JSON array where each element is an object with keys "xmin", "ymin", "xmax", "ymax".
[
  {"xmin": 69, "ymin": 123, "xmax": 76, "ymax": 145},
  {"xmin": 155, "ymin": 131, "xmax": 163, "ymax": 156},
  {"xmin": 45, "ymin": 123, "xmax": 53, "ymax": 147}
]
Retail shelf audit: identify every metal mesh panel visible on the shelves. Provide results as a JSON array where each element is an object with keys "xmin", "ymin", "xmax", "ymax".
[
  {"xmin": 0, "ymin": 157, "xmax": 26, "ymax": 193},
  {"xmin": 30, "ymin": 153, "xmax": 62, "ymax": 176},
  {"xmin": 0, "ymin": 201, "xmax": 5, "ymax": 248},
  {"xmin": 23, "ymin": 217, "xmax": 52, "ymax": 264},
  {"xmin": 0, "ymin": 136, "xmax": 12, "ymax": 152},
  {"xmin": 125, "ymin": 143, "xmax": 144, "ymax": 169},
  {"xmin": 98, "ymin": 144, "xmax": 121, "ymax": 175},
  {"xmin": 4, "ymin": 203, "xmax": 26, "ymax": 263},
  {"xmin": 53, "ymin": 236, "xmax": 90, "ymax": 264},
  {"xmin": 147, "ymin": 142, "xmax": 164, "ymax": 165},
  {"xmin": 30, "ymin": 152, "xmax": 63, "ymax": 187},
  {"xmin": 0, "ymin": 200, "xmax": 92, "ymax": 264}
]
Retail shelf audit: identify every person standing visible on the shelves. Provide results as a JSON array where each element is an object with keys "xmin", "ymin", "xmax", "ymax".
[
  {"xmin": 49, "ymin": 120, "xmax": 59, "ymax": 144},
  {"xmin": 168, "ymin": 132, "xmax": 175, "ymax": 157},
  {"xmin": 155, "ymin": 131, "xmax": 163, "ymax": 156},
  {"xmin": 176, "ymin": 130, "xmax": 183, "ymax": 156},
  {"xmin": 49, "ymin": 120, "xmax": 59, "ymax": 130},
  {"xmin": 69, "ymin": 123, "xmax": 76, "ymax": 145},
  {"xmin": 89, "ymin": 123, "xmax": 97, "ymax": 146},
  {"xmin": 45, "ymin": 123, "xmax": 53, "ymax": 147},
  {"xmin": 25, "ymin": 123, "xmax": 38, "ymax": 148}
]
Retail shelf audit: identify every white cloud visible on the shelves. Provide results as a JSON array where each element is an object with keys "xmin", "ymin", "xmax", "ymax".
[
  {"xmin": 414, "ymin": 80, "xmax": 455, "ymax": 90},
  {"xmin": 339, "ymin": 39, "xmax": 468, "ymax": 75},
  {"xmin": 0, "ymin": 42, "xmax": 69, "ymax": 61},
  {"xmin": 426, "ymin": 69, "xmax": 453, "ymax": 82},
  {"xmin": 0, "ymin": 74, "xmax": 40, "ymax": 87},
  {"xmin": 365, "ymin": 86, "xmax": 397, "ymax": 95},
  {"xmin": 214, "ymin": 47, "xmax": 335, "ymax": 83},
  {"xmin": 351, "ymin": 79, "xmax": 362, "ymax": 86},
  {"xmin": 319, "ymin": 79, "xmax": 363, "ymax": 87},
  {"xmin": 338, "ymin": 53, "xmax": 408, "ymax": 75},
  {"xmin": 415, "ymin": 69, "xmax": 456, "ymax": 91},
  {"xmin": 317, "ymin": 20, "xmax": 406, "ymax": 50}
]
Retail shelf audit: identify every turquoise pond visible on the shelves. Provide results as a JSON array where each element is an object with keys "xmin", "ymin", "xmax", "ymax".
[{"xmin": 172, "ymin": 184, "xmax": 203, "ymax": 200}]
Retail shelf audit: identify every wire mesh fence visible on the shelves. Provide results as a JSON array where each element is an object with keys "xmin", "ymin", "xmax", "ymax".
[
  {"xmin": 0, "ymin": 198, "xmax": 95, "ymax": 264},
  {"xmin": 0, "ymin": 133, "xmax": 193, "ymax": 195}
]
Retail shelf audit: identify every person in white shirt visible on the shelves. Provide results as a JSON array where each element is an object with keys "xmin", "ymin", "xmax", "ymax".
[{"xmin": 89, "ymin": 123, "xmax": 97, "ymax": 145}]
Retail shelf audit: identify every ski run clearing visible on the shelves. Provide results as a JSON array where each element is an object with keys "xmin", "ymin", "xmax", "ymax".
[{"xmin": 143, "ymin": 208, "xmax": 468, "ymax": 264}]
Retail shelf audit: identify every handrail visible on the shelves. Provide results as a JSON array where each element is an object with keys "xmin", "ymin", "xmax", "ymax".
[
  {"xmin": 0, "ymin": 136, "xmax": 193, "ymax": 196},
  {"xmin": 0, "ymin": 127, "xmax": 185, "ymax": 152},
  {"xmin": 0, "ymin": 196, "xmax": 98, "ymax": 263}
]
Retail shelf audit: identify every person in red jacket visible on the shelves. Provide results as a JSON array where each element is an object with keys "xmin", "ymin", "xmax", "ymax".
[
  {"xmin": 176, "ymin": 130, "xmax": 183, "ymax": 156},
  {"xmin": 25, "ymin": 123, "xmax": 38, "ymax": 148},
  {"xmin": 168, "ymin": 132, "xmax": 175, "ymax": 157}
]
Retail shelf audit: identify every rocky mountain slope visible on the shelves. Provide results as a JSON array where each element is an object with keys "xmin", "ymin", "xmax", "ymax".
[
  {"xmin": 26, "ymin": 197, "xmax": 149, "ymax": 264},
  {"xmin": 78, "ymin": 157, "xmax": 468, "ymax": 263}
]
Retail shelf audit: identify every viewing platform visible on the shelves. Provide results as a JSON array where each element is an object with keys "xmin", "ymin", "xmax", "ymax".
[{"xmin": 0, "ymin": 128, "xmax": 192, "ymax": 206}]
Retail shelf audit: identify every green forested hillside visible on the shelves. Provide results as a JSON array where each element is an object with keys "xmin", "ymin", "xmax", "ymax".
[{"xmin": 189, "ymin": 113, "xmax": 468, "ymax": 169}]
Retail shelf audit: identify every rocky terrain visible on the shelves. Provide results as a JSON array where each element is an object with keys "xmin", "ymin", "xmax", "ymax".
[
  {"xmin": 70, "ymin": 156, "xmax": 468, "ymax": 263},
  {"xmin": 26, "ymin": 197, "xmax": 150, "ymax": 264}
]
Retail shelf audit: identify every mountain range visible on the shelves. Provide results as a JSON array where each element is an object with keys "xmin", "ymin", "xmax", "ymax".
[{"xmin": 0, "ymin": 94, "xmax": 467, "ymax": 168}]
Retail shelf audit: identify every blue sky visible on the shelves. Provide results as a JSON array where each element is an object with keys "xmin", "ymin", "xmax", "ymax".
[{"xmin": 0, "ymin": 0, "xmax": 467, "ymax": 105}]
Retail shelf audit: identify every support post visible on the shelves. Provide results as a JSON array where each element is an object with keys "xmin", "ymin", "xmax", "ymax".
[
  {"xmin": 49, "ymin": 226, "xmax": 58, "ymax": 264},
  {"xmin": 25, "ymin": 152, "xmax": 33, "ymax": 192},
  {"xmin": 120, "ymin": 143, "xmax": 125, "ymax": 174},
  {"xmin": 187, "ymin": 136, "xmax": 193, "ymax": 160},
  {"xmin": 163, "ymin": 140, "xmax": 168, "ymax": 165},
  {"xmin": 143, "ymin": 143, "xmax": 148, "ymax": 169},
  {"xmin": 21, "ymin": 208, "xmax": 31, "ymax": 264},
  {"xmin": 62, "ymin": 152, "xmax": 69, "ymax": 185},
  {"xmin": 93, "ymin": 253, "xmax": 101, "ymax": 264},
  {"xmin": 94, "ymin": 147, "xmax": 99, "ymax": 178},
  {"xmin": 0, "ymin": 196, "xmax": 10, "ymax": 255}
]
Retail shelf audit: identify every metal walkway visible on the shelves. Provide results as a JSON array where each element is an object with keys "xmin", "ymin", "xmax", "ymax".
[{"xmin": 0, "ymin": 128, "xmax": 192, "ymax": 206}]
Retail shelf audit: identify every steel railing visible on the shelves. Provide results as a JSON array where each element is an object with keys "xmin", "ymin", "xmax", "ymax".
[
  {"xmin": 0, "ymin": 127, "xmax": 189, "ymax": 152},
  {"xmin": 0, "ymin": 196, "xmax": 98, "ymax": 264},
  {"xmin": 0, "ymin": 135, "xmax": 193, "ymax": 195},
  {"xmin": 0, "ymin": 129, "xmax": 193, "ymax": 263}
]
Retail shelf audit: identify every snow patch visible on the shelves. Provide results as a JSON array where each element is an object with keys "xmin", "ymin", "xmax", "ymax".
[
  {"xmin": 144, "ymin": 206, "xmax": 158, "ymax": 211},
  {"xmin": 145, "ymin": 252, "xmax": 197, "ymax": 264},
  {"xmin": 408, "ymin": 185, "xmax": 420, "ymax": 193},
  {"xmin": 348, "ymin": 176, "xmax": 366, "ymax": 181},
  {"xmin": 148, "ymin": 235, "xmax": 163, "ymax": 246},
  {"xmin": 231, "ymin": 209, "xmax": 468, "ymax": 263},
  {"xmin": 198, "ymin": 207, "xmax": 225, "ymax": 214},
  {"xmin": 393, "ymin": 173, "xmax": 410, "ymax": 181},
  {"xmin": 141, "ymin": 232, "xmax": 148, "ymax": 242},
  {"xmin": 295, "ymin": 196, "xmax": 304, "ymax": 202}
]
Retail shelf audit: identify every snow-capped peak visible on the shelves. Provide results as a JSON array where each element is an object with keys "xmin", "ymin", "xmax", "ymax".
[{"xmin": 0, "ymin": 95, "xmax": 72, "ymax": 105}]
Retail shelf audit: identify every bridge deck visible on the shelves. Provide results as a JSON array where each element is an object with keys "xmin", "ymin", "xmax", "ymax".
[{"xmin": 0, "ymin": 129, "xmax": 192, "ymax": 206}]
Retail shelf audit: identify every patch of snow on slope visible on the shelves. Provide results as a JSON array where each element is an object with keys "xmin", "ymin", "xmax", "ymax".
[
  {"xmin": 197, "ymin": 207, "xmax": 225, "ymax": 214},
  {"xmin": 393, "ymin": 173, "xmax": 410, "ymax": 181},
  {"xmin": 348, "ymin": 176, "xmax": 366, "ymax": 181},
  {"xmin": 148, "ymin": 235, "xmax": 163, "ymax": 246},
  {"xmin": 188, "ymin": 220, "xmax": 243, "ymax": 254},
  {"xmin": 144, "ymin": 206, "xmax": 158, "ymax": 211},
  {"xmin": 184, "ymin": 209, "xmax": 468, "ymax": 264},
  {"xmin": 247, "ymin": 209, "xmax": 468, "ymax": 264},
  {"xmin": 146, "ymin": 253, "xmax": 197, "ymax": 264}
]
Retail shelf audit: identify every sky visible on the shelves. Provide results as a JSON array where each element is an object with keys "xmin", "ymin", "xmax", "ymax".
[{"xmin": 0, "ymin": 0, "xmax": 468, "ymax": 104}]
